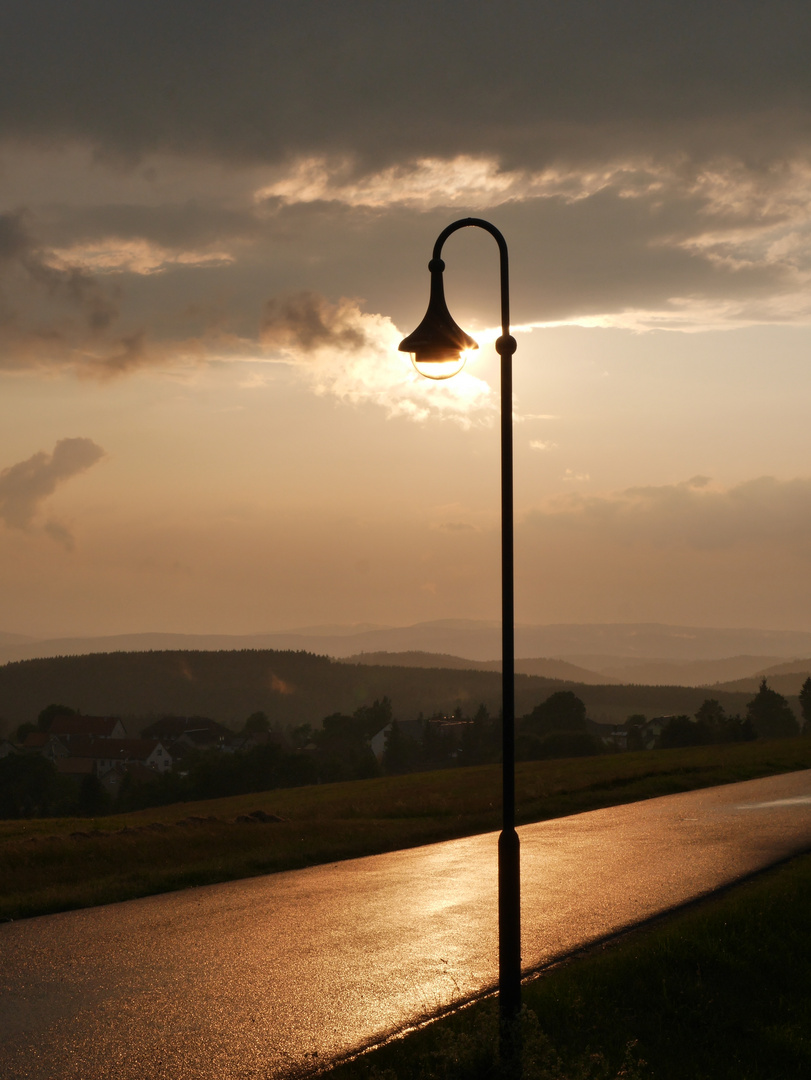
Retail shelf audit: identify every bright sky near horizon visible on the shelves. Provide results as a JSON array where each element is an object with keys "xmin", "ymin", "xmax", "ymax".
[{"xmin": 2, "ymin": 1, "xmax": 811, "ymax": 639}]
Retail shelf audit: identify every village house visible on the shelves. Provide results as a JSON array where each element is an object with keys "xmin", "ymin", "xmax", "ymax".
[
  {"xmin": 141, "ymin": 716, "xmax": 230, "ymax": 750},
  {"xmin": 22, "ymin": 715, "xmax": 130, "ymax": 761},
  {"xmin": 641, "ymin": 716, "xmax": 676, "ymax": 749},
  {"xmin": 23, "ymin": 731, "xmax": 68, "ymax": 760},
  {"xmin": 53, "ymin": 757, "xmax": 95, "ymax": 782},
  {"xmin": 22, "ymin": 718, "xmax": 173, "ymax": 794},
  {"xmin": 58, "ymin": 736, "xmax": 172, "ymax": 776},
  {"xmin": 48, "ymin": 715, "xmax": 128, "ymax": 742},
  {"xmin": 593, "ymin": 723, "xmax": 628, "ymax": 750},
  {"xmin": 223, "ymin": 730, "xmax": 281, "ymax": 754}
]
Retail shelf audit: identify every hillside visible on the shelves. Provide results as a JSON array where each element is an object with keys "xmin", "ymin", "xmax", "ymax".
[
  {"xmin": 579, "ymin": 654, "xmax": 784, "ymax": 687},
  {"xmin": 5, "ymin": 620, "xmax": 811, "ymax": 668},
  {"xmin": 713, "ymin": 660, "xmax": 811, "ymax": 696},
  {"xmin": 0, "ymin": 649, "xmax": 759, "ymax": 732},
  {"xmin": 344, "ymin": 651, "xmax": 619, "ymax": 685}
]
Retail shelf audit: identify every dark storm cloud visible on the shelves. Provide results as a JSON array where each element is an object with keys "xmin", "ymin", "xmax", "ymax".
[
  {"xmin": 3, "ymin": 0, "xmax": 811, "ymax": 380},
  {"xmin": 2, "ymin": 1, "xmax": 811, "ymax": 170}
]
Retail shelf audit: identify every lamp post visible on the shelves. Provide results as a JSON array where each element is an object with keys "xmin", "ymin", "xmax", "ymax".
[{"xmin": 399, "ymin": 218, "xmax": 521, "ymax": 1048}]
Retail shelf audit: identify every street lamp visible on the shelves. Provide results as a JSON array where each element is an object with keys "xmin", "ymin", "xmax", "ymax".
[{"xmin": 399, "ymin": 218, "xmax": 521, "ymax": 1046}]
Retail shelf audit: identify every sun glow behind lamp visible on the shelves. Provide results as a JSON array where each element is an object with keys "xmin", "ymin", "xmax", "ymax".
[{"xmin": 398, "ymin": 218, "xmax": 521, "ymax": 1056}]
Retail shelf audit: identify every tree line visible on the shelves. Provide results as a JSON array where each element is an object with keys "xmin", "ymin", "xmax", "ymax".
[{"xmin": 1, "ymin": 678, "xmax": 808, "ymax": 819}]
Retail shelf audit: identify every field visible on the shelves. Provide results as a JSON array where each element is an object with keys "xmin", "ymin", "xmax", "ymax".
[{"xmin": 2, "ymin": 736, "xmax": 811, "ymax": 922}]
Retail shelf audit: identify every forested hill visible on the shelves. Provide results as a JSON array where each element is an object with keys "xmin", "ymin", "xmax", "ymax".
[{"xmin": 0, "ymin": 650, "xmax": 758, "ymax": 731}]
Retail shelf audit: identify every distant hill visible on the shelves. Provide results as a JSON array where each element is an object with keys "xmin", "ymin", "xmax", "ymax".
[
  {"xmin": 0, "ymin": 649, "xmax": 758, "ymax": 731},
  {"xmin": 4, "ymin": 620, "xmax": 811, "ymax": 667},
  {"xmin": 0, "ymin": 631, "xmax": 36, "ymax": 649},
  {"xmin": 580, "ymin": 655, "xmax": 784, "ymax": 687},
  {"xmin": 712, "ymin": 660, "xmax": 811, "ymax": 696},
  {"xmin": 345, "ymin": 651, "xmax": 619, "ymax": 685}
]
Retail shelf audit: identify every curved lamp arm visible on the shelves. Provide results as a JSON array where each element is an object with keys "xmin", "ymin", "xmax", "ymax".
[{"xmin": 430, "ymin": 217, "xmax": 516, "ymax": 360}]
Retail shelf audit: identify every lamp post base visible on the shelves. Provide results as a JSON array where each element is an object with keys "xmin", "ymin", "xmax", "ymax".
[{"xmin": 498, "ymin": 824, "xmax": 521, "ymax": 1070}]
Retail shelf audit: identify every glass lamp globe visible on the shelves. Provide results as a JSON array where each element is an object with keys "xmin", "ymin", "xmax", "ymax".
[{"xmin": 407, "ymin": 347, "xmax": 469, "ymax": 380}]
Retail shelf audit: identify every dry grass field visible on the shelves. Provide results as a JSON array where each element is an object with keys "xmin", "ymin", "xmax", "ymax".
[{"xmin": 2, "ymin": 737, "xmax": 810, "ymax": 922}]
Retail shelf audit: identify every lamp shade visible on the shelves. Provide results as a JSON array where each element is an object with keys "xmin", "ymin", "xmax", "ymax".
[{"xmin": 399, "ymin": 258, "xmax": 478, "ymax": 379}]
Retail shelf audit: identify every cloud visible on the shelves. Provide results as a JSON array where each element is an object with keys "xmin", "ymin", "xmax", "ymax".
[
  {"xmin": 0, "ymin": 211, "xmax": 497, "ymax": 400},
  {"xmin": 42, "ymin": 519, "xmax": 76, "ymax": 549},
  {"xmin": 0, "ymin": 437, "xmax": 106, "ymax": 546},
  {"xmin": 254, "ymin": 158, "xmax": 811, "ymax": 334},
  {"xmin": 0, "ymin": 208, "xmax": 247, "ymax": 377},
  {"xmin": 259, "ymin": 291, "xmax": 493, "ymax": 423},
  {"xmin": 7, "ymin": 133, "xmax": 811, "ymax": 385},
  {"xmin": 5, "ymin": 154, "xmax": 811, "ymax": 387},
  {"xmin": 47, "ymin": 238, "xmax": 235, "ymax": 276},
  {"xmin": 4, "ymin": 3, "xmax": 811, "ymax": 382},
  {"xmin": 0, "ymin": 208, "xmax": 138, "ymax": 373},
  {"xmin": 253, "ymin": 155, "xmax": 633, "ymax": 211},
  {"xmin": 261, "ymin": 292, "xmax": 371, "ymax": 354},
  {"xmin": 526, "ymin": 475, "xmax": 811, "ymax": 551},
  {"xmin": 2, "ymin": 2, "xmax": 811, "ymax": 170},
  {"xmin": 1, "ymin": 208, "xmax": 118, "ymax": 327}
]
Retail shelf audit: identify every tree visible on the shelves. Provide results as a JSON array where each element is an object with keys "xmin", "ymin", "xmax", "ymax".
[
  {"xmin": 799, "ymin": 677, "xmax": 811, "ymax": 736},
  {"xmin": 316, "ymin": 712, "xmax": 380, "ymax": 782},
  {"xmin": 420, "ymin": 715, "xmax": 450, "ymax": 769},
  {"xmin": 525, "ymin": 691, "xmax": 587, "ymax": 737},
  {"xmin": 14, "ymin": 721, "xmax": 38, "ymax": 743},
  {"xmin": 77, "ymin": 772, "xmax": 112, "ymax": 817},
  {"xmin": 383, "ymin": 720, "xmax": 420, "ymax": 774},
  {"xmin": 243, "ymin": 711, "xmax": 270, "ymax": 734},
  {"xmin": 353, "ymin": 697, "xmax": 393, "ymax": 740},
  {"xmin": 289, "ymin": 723, "xmax": 314, "ymax": 749},
  {"xmin": 37, "ymin": 703, "xmax": 77, "ymax": 732},
  {"xmin": 624, "ymin": 715, "xmax": 646, "ymax": 752},
  {"xmin": 658, "ymin": 715, "xmax": 710, "ymax": 749},
  {"xmin": 695, "ymin": 699, "xmax": 725, "ymax": 728},
  {"xmin": 746, "ymin": 679, "xmax": 799, "ymax": 739},
  {"xmin": 0, "ymin": 754, "xmax": 73, "ymax": 818},
  {"xmin": 538, "ymin": 730, "xmax": 601, "ymax": 759},
  {"xmin": 460, "ymin": 703, "xmax": 496, "ymax": 765},
  {"xmin": 517, "ymin": 728, "xmax": 600, "ymax": 761},
  {"xmin": 694, "ymin": 698, "xmax": 755, "ymax": 743}
]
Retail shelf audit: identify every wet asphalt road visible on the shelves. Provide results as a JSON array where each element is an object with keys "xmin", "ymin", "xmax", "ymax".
[{"xmin": 1, "ymin": 770, "xmax": 810, "ymax": 1079}]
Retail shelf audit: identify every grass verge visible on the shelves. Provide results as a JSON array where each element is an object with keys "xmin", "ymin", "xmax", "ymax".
[
  {"xmin": 322, "ymin": 852, "xmax": 811, "ymax": 1080},
  {"xmin": 2, "ymin": 736, "xmax": 810, "ymax": 921}
]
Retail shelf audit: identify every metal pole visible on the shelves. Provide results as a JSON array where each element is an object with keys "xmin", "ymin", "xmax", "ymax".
[
  {"xmin": 432, "ymin": 218, "xmax": 521, "ymax": 1048},
  {"xmin": 495, "ymin": 280, "xmax": 520, "ymax": 1066}
]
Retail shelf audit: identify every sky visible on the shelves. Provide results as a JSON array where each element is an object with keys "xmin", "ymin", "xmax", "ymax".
[{"xmin": 2, "ymin": 0, "xmax": 811, "ymax": 639}]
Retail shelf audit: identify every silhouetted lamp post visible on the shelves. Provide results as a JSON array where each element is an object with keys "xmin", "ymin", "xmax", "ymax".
[{"xmin": 399, "ymin": 218, "xmax": 521, "ymax": 1042}]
